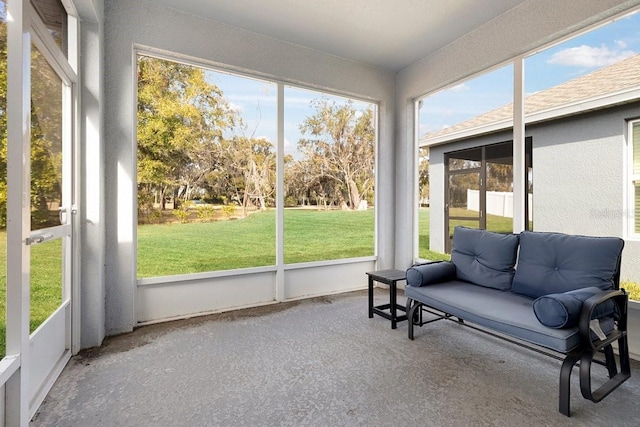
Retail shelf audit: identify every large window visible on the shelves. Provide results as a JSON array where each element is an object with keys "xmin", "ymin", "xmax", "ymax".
[
  {"xmin": 136, "ymin": 55, "xmax": 277, "ymax": 278},
  {"xmin": 136, "ymin": 54, "xmax": 377, "ymax": 279},
  {"xmin": 284, "ymin": 87, "xmax": 375, "ymax": 264},
  {"xmin": 631, "ymin": 120, "xmax": 640, "ymax": 237}
]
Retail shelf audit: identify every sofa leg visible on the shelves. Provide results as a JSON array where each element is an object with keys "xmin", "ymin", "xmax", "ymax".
[
  {"xmin": 579, "ymin": 339, "xmax": 631, "ymax": 404},
  {"xmin": 407, "ymin": 301, "xmax": 422, "ymax": 341},
  {"xmin": 559, "ymin": 352, "xmax": 580, "ymax": 416}
]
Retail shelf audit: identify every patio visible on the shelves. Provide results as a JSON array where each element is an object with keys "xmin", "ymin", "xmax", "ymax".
[
  {"xmin": 3, "ymin": 1, "xmax": 640, "ymax": 424},
  {"xmin": 32, "ymin": 290, "xmax": 640, "ymax": 426}
]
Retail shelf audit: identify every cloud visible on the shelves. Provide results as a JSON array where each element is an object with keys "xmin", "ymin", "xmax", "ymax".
[
  {"xmin": 547, "ymin": 44, "xmax": 636, "ymax": 68},
  {"xmin": 228, "ymin": 102, "xmax": 244, "ymax": 113},
  {"xmin": 448, "ymin": 83, "xmax": 470, "ymax": 92},
  {"xmin": 615, "ymin": 40, "xmax": 628, "ymax": 49}
]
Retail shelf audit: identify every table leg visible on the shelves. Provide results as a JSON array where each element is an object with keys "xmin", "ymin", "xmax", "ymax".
[
  {"xmin": 368, "ymin": 276, "xmax": 374, "ymax": 318},
  {"xmin": 390, "ymin": 280, "xmax": 397, "ymax": 329}
]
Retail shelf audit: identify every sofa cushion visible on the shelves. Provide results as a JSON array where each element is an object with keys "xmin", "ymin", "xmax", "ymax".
[
  {"xmin": 533, "ymin": 287, "xmax": 615, "ymax": 328},
  {"xmin": 512, "ymin": 231, "xmax": 624, "ymax": 299},
  {"xmin": 405, "ymin": 281, "xmax": 614, "ymax": 353},
  {"xmin": 406, "ymin": 262, "xmax": 457, "ymax": 287},
  {"xmin": 450, "ymin": 226, "xmax": 519, "ymax": 290}
]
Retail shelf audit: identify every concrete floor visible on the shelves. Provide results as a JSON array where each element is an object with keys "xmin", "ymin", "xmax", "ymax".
[{"xmin": 32, "ymin": 290, "xmax": 640, "ymax": 426}]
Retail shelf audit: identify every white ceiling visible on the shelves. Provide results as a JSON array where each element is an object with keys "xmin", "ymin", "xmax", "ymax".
[{"xmin": 148, "ymin": 0, "xmax": 528, "ymax": 71}]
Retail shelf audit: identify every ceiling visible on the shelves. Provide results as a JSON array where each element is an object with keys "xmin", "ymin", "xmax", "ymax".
[{"xmin": 148, "ymin": 0, "xmax": 528, "ymax": 71}]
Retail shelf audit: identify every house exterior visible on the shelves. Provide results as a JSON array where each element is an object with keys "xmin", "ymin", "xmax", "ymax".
[{"xmin": 423, "ymin": 54, "xmax": 640, "ymax": 283}]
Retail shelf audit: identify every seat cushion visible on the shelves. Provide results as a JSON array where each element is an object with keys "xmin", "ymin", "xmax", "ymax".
[
  {"xmin": 450, "ymin": 226, "xmax": 519, "ymax": 291},
  {"xmin": 405, "ymin": 281, "xmax": 613, "ymax": 353},
  {"xmin": 512, "ymin": 231, "xmax": 624, "ymax": 299},
  {"xmin": 533, "ymin": 287, "xmax": 615, "ymax": 328}
]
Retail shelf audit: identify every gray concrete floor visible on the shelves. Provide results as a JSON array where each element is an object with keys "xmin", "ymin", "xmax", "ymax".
[{"xmin": 32, "ymin": 290, "xmax": 640, "ymax": 426}]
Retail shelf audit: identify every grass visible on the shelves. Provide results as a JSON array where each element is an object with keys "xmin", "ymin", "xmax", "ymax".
[
  {"xmin": 137, "ymin": 208, "xmax": 375, "ymax": 277},
  {"xmin": 0, "ymin": 233, "xmax": 63, "ymax": 357}
]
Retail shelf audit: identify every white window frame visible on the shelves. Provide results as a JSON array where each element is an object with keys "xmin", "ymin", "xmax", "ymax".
[
  {"xmin": 134, "ymin": 48, "xmax": 379, "ymax": 284},
  {"xmin": 628, "ymin": 119, "xmax": 640, "ymax": 239}
]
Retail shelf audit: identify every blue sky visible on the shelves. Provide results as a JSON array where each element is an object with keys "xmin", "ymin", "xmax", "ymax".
[
  {"xmin": 419, "ymin": 9, "xmax": 640, "ymax": 137},
  {"xmin": 206, "ymin": 72, "xmax": 374, "ymax": 157}
]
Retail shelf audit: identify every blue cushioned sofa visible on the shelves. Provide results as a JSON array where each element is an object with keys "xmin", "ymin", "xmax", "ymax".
[{"xmin": 405, "ymin": 226, "xmax": 630, "ymax": 417}]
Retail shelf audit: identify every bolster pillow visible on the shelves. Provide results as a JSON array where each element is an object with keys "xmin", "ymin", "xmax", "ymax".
[
  {"xmin": 533, "ymin": 287, "xmax": 615, "ymax": 329},
  {"xmin": 406, "ymin": 262, "xmax": 456, "ymax": 287}
]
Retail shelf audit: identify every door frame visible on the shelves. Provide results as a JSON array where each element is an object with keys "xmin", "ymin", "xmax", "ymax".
[
  {"xmin": 444, "ymin": 138, "xmax": 532, "ymax": 252},
  {"xmin": 3, "ymin": 0, "xmax": 80, "ymax": 424}
]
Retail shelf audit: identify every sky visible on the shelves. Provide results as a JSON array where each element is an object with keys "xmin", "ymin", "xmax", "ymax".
[
  {"xmin": 419, "ymin": 9, "xmax": 640, "ymax": 137},
  {"xmin": 206, "ymin": 72, "xmax": 374, "ymax": 157}
]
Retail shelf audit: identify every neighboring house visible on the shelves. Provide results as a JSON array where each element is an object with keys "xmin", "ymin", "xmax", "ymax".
[{"xmin": 422, "ymin": 54, "xmax": 640, "ymax": 282}]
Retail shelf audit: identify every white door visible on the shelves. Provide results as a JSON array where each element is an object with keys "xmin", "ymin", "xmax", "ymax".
[
  {"xmin": 25, "ymin": 33, "xmax": 75, "ymax": 416},
  {"xmin": 0, "ymin": 1, "xmax": 78, "ymax": 424}
]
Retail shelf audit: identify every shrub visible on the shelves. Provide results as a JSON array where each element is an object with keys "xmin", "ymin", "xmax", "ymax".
[
  {"xmin": 221, "ymin": 205, "xmax": 235, "ymax": 218},
  {"xmin": 621, "ymin": 280, "xmax": 640, "ymax": 301},
  {"xmin": 197, "ymin": 205, "xmax": 216, "ymax": 220},
  {"xmin": 147, "ymin": 209, "xmax": 163, "ymax": 224},
  {"xmin": 172, "ymin": 206, "xmax": 190, "ymax": 223},
  {"xmin": 284, "ymin": 196, "xmax": 298, "ymax": 207}
]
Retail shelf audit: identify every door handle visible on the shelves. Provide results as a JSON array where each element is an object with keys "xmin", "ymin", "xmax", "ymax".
[
  {"xmin": 26, "ymin": 232, "xmax": 54, "ymax": 245},
  {"xmin": 59, "ymin": 206, "xmax": 78, "ymax": 224}
]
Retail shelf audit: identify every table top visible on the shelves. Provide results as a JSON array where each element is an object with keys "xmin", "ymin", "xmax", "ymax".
[{"xmin": 366, "ymin": 269, "xmax": 406, "ymax": 281}]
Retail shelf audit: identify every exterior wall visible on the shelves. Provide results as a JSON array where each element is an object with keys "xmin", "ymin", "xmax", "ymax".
[
  {"xmin": 533, "ymin": 104, "xmax": 640, "ymax": 282},
  {"xmin": 103, "ymin": 0, "xmax": 395, "ymax": 336},
  {"xmin": 394, "ymin": 0, "xmax": 640, "ymax": 270}
]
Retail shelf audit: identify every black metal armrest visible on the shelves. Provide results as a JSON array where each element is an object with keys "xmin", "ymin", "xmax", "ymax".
[{"xmin": 578, "ymin": 289, "xmax": 628, "ymax": 352}]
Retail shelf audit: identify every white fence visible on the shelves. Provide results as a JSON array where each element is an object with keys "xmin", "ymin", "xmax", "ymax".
[{"xmin": 467, "ymin": 190, "xmax": 533, "ymax": 219}]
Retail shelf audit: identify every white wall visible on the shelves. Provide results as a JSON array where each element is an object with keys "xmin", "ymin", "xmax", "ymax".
[
  {"xmin": 77, "ymin": 0, "xmax": 105, "ymax": 350},
  {"xmin": 394, "ymin": 0, "xmax": 640, "ymax": 269},
  {"xmin": 103, "ymin": 0, "xmax": 395, "ymax": 335}
]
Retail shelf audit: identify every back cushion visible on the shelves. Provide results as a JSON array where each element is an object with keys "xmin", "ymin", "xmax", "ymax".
[
  {"xmin": 451, "ymin": 226, "xmax": 519, "ymax": 290},
  {"xmin": 512, "ymin": 231, "xmax": 624, "ymax": 299}
]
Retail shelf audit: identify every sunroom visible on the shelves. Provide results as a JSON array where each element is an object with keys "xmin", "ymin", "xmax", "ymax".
[{"xmin": 2, "ymin": 0, "xmax": 640, "ymax": 424}]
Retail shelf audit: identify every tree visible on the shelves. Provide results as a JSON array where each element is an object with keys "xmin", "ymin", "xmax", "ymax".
[
  {"xmin": 296, "ymin": 99, "xmax": 375, "ymax": 210},
  {"xmin": 210, "ymin": 136, "xmax": 276, "ymax": 216},
  {"xmin": 0, "ymin": 7, "xmax": 63, "ymax": 229},
  {"xmin": 136, "ymin": 55, "xmax": 237, "ymax": 211}
]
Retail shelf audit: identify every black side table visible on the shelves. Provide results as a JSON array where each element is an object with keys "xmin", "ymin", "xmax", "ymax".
[{"xmin": 367, "ymin": 269, "xmax": 407, "ymax": 329}]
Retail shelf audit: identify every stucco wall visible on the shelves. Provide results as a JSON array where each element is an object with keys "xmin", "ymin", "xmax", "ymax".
[
  {"xmin": 103, "ymin": 0, "xmax": 395, "ymax": 336},
  {"xmin": 532, "ymin": 105, "xmax": 640, "ymax": 282}
]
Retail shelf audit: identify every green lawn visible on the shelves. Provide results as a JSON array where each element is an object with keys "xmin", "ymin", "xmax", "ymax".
[
  {"xmin": 137, "ymin": 208, "xmax": 375, "ymax": 277},
  {"xmin": 0, "ymin": 234, "xmax": 63, "ymax": 357}
]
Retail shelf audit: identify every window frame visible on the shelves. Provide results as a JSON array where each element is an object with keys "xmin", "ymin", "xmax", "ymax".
[
  {"xmin": 134, "ymin": 48, "xmax": 380, "ymax": 283},
  {"xmin": 628, "ymin": 119, "xmax": 640, "ymax": 239}
]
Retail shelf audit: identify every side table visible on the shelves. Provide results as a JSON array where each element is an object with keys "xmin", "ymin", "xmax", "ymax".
[{"xmin": 367, "ymin": 269, "xmax": 407, "ymax": 329}]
